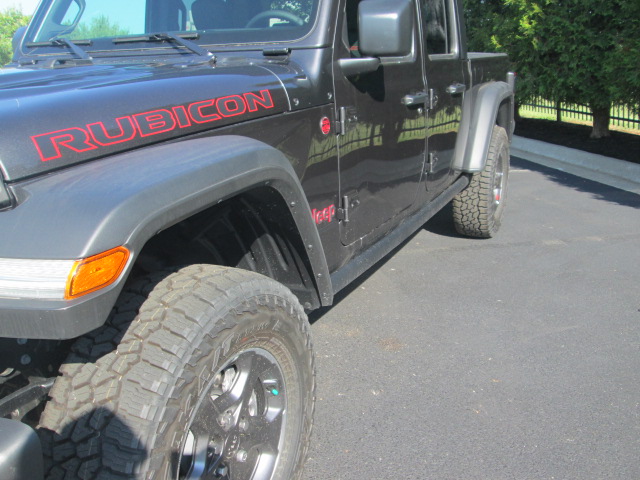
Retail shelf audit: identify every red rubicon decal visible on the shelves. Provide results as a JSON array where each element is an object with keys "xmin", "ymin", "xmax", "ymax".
[
  {"xmin": 32, "ymin": 90, "xmax": 275, "ymax": 162},
  {"xmin": 312, "ymin": 204, "xmax": 336, "ymax": 225}
]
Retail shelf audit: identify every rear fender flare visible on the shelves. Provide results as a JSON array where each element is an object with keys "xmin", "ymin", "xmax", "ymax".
[{"xmin": 453, "ymin": 81, "xmax": 514, "ymax": 173}]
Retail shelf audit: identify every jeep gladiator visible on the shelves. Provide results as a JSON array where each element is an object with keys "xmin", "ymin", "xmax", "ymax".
[{"xmin": 0, "ymin": 0, "xmax": 514, "ymax": 478}]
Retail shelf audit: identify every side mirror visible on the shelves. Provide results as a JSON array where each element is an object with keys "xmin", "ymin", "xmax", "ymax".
[
  {"xmin": 338, "ymin": 0, "xmax": 414, "ymax": 77},
  {"xmin": 358, "ymin": 0, "xmax": 414, "ymax": 57},
  {"xmin": 12, "ymin": 26, "xmax": 27, "ymax": 60}
]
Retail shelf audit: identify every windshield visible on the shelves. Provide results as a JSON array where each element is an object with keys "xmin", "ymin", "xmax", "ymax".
[{"xmin": 24, "ymin": 0, "xmax": 318, "ymax": 51}]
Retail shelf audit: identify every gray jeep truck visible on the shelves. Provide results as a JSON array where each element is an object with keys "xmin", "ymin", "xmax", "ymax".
[{"xmin": 0, "ymin": 0, "xmax": 514, "ymax": 478}]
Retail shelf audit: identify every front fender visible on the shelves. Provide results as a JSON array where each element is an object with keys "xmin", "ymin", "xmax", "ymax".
[
  {"xmin": 0, "ymin": 136, "xmax": 330, "ymax": 339},
  {"xmin": 453, "ymin": 81, "xmax": 513, "ymax": 173}
]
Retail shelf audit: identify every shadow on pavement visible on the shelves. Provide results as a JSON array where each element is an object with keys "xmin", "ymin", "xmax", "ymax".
[
  {"xmin": 313, "ymin": 155, "xmax": 640, "ymax": 322},
  {"xmin": 511, "ymin": 157, "xmax": 640, "ymax": 209}
]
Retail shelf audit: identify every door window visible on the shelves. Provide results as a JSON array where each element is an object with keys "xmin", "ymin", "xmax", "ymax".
[{"xmin": 421, "ymin": 0, "xmax": 457, "ymax": 56}]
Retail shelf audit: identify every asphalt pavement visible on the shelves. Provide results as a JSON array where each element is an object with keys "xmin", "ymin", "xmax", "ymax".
[{"xmin": 303, "ymin": 138, "xmax": 640, "ymax": 480}]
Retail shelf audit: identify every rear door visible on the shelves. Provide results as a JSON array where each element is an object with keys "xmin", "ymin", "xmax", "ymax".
[
  {"xmin": 333, "ymin": 0, "xmax": 428, "ymax": 246},
  {"xmin": 419, "ymin": 0, "xmax": 466, "ymax": 197}
]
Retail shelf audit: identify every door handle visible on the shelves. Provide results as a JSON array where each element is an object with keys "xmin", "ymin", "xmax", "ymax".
[
  {"xmin": 401, "ymin": 91, "xmax": 428, "ymax": 106},
  {"xmin": 446, "ymin": 83, "xmax": 466, "ymax": 95}
]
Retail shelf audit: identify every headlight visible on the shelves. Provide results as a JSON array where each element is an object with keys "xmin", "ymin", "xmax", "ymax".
[
  {"xmin": 0, "ymin": 259, "xmax": 75, "ymax": 299},
  {"xmin": 0, "ymin": 246, "xmax": 130, "ymax": 300}
]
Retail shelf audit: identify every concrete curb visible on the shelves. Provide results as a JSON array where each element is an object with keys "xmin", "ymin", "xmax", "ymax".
[{"xmin": 511, "ymin": 135, "xmax": 640, "ymax": 194}]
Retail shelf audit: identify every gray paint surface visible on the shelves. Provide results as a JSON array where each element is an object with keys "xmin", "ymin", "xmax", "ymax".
[
  {"xmin": 0, "ymin": 419, "xmax": 43, "ymax": 480},
  {"xmin": 304, "ymin": 157, "xmax": 640, "ymax": 479},
  {"xmin": 0, "ymin": 135, "xmax": 333, "ymax": 338}
]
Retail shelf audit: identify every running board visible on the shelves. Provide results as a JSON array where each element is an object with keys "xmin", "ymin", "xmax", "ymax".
[{"xmin": 330, "ymin": 175, "xmax": 470, "ymax": 295}]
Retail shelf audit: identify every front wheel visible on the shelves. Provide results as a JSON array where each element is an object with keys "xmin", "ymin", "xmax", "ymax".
[
  {"xmin": 452, "ymin": 125, "xmax": 510, "ymax": 238},
  {"xmin": 39, "ymin": 265, "xmax": 315, "ymax": 480}
]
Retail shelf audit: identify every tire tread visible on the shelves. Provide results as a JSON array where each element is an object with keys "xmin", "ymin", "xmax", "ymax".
[
  {"xmin": 39, "ymin": 265, "xmax": 315, "ymax": 480},
  {"xmin": 453, "ymin": 125, "xmax": 510, "ymax": 238}
]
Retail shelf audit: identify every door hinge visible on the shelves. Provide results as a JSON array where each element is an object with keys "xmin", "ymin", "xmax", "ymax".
[
  {"xmin": 428, "ymin": 89, "xmax": 438, "ymax": 110},
  {"xmin": 427, "ymin": 152, "xmax": 439, "ymax": 174},
  {"xmin": 335, "ymin": 106, "xmax": 358, "ymax": 135},
  {"xmin": 336, "ymin": 195, "xmax": 350, "ymax": 222},
  {"xmin": 336, "ymin": 106, "xmax": 347, "ymax": 136}
]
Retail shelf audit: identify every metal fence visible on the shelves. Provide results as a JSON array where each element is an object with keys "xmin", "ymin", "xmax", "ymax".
[{"xmin": 519, "ymin": 97, "xmax": 640, "ymax": 132}]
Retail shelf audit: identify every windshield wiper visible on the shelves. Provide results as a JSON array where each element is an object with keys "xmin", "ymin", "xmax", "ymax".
[
  {"xmin": 113, "ymin": 32, "xmax": 214, "ymax": 59},
  {"xmin": 25, "ymin": 38, "xmax": 93, "ymax": 64}
]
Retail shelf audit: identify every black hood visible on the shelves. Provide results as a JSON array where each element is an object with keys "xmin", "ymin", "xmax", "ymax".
[{"xmin": 0, "ymin": 60, "xmax": 291, "ymax": 181}]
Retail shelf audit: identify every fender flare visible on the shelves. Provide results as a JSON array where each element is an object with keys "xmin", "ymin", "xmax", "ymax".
[
  {"xmin": 0, "ymin": 136, "xmax": 331, "ymax": 339},
  {"xmin": 453, "ymin": 81, "xmax": 514, "ymax": 173}
]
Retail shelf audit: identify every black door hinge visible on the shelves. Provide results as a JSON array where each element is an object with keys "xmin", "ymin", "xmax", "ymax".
[
  {"xmin": 429, "ymin": 89, "xmax": 438, "ymax": 110},
  {"xmin": 335, "ymin": 106, "xmax": 347, "ymax": 136},
  {"xmin": 335, "ymin": 106, "xmax": 358, "ymax": 135},
  {"xmin": 427, "ymin": 152, "xmax": 439, "ymax": 174},
  {"xmin": 336, "ymin": 195, "xmax": 350, "ymax": 222}
]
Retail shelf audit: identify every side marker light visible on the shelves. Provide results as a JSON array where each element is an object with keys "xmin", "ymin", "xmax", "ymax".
[{"xmin": 66, "ymin": 246, "xmax": 130, "ymax": 299}]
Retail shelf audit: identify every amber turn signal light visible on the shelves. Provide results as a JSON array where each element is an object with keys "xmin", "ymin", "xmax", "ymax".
[{"xmin": 65, "ymin": 246, "xmax": 130, "ymax": 299}]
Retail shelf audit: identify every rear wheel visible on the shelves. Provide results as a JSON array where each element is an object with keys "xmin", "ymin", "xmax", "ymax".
[
  {"xmin": 39, "ymin": 265, "xmax": 315, "ymax": 480},
  {"xmin": 453, "ymin": 125, "xmax": 510, "ymax": 238}
]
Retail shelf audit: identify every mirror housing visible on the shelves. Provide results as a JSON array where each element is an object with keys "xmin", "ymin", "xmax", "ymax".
[
  {"xmin": 338, "ymin": 57, "xmax": 381, "ymax": 77},
  {"xmin": 338, "ymin": 0, "xmax": 414, "ymax": 77},
  {"xmin": 358, "ymin": 0, "xmax": 414, "ymax": 57},
  {"xmin": 12, "ymin": 26, "xmax": 27, "ymax": 60}
]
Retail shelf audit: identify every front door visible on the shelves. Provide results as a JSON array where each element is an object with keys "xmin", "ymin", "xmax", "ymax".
[{"xmin": 333, "ymin": 0, "xmax": 428, "ymax": 246}]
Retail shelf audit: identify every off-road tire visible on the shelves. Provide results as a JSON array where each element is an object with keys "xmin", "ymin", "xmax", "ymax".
[
  {"xmin": 453, "ymin": 125, "xmax": 510, "ymax": 238},
  {"xmin": 38, "ymin": 265, "xmax": 315, "ymax": 480}
]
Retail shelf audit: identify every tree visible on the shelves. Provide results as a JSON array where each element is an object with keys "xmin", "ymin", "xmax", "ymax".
[
  {"xmin": 0, "ymin": 8, "xmax": 30, "ymax": 66},
  {"xmin": 464, "ymin": 0, "xmax": 514, "ymax": 52},
  {"xmin": 70, "ymin": 15, "xmax": 129, "ymax": 39},
  {"xmin": 607, "ymin": 0, "xmax": 640, "ymax": 116},
  {"xmin": 464, "ymin": 0, "xmax": 640, "ymax": 138}
]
